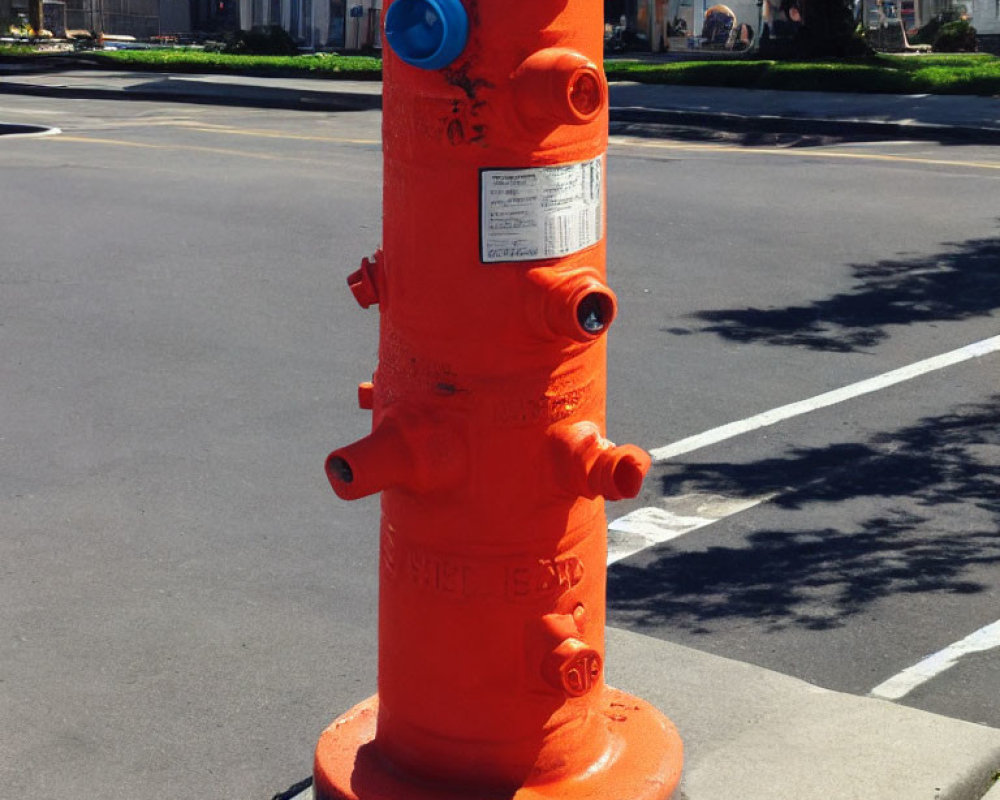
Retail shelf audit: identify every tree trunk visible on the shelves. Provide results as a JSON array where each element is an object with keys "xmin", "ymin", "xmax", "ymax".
[{"xmin": 27, "ymin": 0, "xmax": 42, "ymax": 35}]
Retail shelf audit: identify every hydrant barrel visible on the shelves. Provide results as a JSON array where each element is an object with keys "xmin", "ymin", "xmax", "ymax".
[{"xmin": 314, "ymin": 1, "xmax": 683, "ymax": 797}]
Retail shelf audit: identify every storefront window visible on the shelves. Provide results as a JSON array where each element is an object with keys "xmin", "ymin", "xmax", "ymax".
[
  {"xmin": 605, "ymin": 0, "xmax": 658, "ymax": 50},
  {"xmin": 302, "ymin": 0, "xmax": 312, "ymax": 44},
  {"xmin": 605, "ymin": 0, "xmax": 638, "ymax": 25},
  {"xmin": 328, "ymin": 0, "xmax": 345, "ymax": 46}
]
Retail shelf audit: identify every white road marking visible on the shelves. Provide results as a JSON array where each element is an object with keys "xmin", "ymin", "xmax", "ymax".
[
  {"xmin": 870, "ymin": 619, "xmax": 1000, "ymax": 700},
  {"xmin": 615, "ymin": 335, "xmax": 1000, "ymax": 700},
  {"xmin": 608, "ymin": 492, "xmax": 775, "ymax": 564},
  {"xmin": 1, "ymin": 126, "xmax": 61, "ymax": 139},
  {"xmin": 609, "ymin": 136, "xmax": 1000, "ymax": 172},
  {"xmin": 650, "ymin": 335, "xmax": 1000, "ymax": 463},
  {"xmin": 609, "ymin": 335, "xmax": 1000, "ymax": 573}
]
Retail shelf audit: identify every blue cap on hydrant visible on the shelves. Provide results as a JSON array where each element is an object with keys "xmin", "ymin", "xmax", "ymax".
[{"xmin": 384, "ymin": 0, "xmax": 469, "ymax": 71}]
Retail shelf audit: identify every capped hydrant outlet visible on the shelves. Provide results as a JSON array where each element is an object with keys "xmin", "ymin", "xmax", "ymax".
[
  {"xmin": 589, "ymin": 443, "xmax": 649, "ymax": 501},
  {"xmin": 552, "ymin": 421, "xmax": 652, "ymax": 501},
  {"xmin": 513, "ymin": 48, "xmax": 608, "ymax": 128}
]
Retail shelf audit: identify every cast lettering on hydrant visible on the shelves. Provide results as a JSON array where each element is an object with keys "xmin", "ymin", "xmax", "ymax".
[{"xmin": 313, "ymin": 0, "xmax": 684, "ymax": 798}]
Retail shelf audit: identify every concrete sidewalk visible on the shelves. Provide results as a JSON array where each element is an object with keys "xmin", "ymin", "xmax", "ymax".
[
  {"xmin": 0, "ymin": 68, "xmax": 383, "ymax": 112},
  {"xmin": 606, "ymin": 628, "xmax": 1000, "ymax": 800},
  {"xmin": 2, "ymin": 66, "xmax": 1000, "ymax": 141},
  {"xmin": 284, "ymin": 627, "xmax": 1000, "ymax": 800}
]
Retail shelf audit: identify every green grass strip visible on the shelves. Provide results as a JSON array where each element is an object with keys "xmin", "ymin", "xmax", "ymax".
[
  {"xmin": 3, "ymin": 45, "xmax": 999, "ymax": 95},
  {"xmin": 86, "ymin": 48, "xmax": 383, "ymax": 78},
  {"xmin": 0, "ymin": 43, "xmax": 40, "ymax": 56},
  {"xmin": 0, "ymin": 46, "xmax": 383, "ymax": 78},
  {"xmin": 604, "ymin": 53, "xmax": 1000, "ymax": 95}
]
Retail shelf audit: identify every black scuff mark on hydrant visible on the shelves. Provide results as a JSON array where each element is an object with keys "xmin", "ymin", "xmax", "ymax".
[
  {"xmin": 447, "ymin": 118, "xmax": 465, "ymax": 145},
  {"xmin": 443, "ymin": 60, "xmax": 494, "ymax": 102},
  {"xmin": 468, "ymin": 123, "xmax": 487, "ymax": 145}
]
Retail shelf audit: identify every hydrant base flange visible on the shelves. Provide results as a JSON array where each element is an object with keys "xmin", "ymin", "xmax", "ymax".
[{"xmin": 314, "ymin": 688, "xmax": 683, "ymax": 800}]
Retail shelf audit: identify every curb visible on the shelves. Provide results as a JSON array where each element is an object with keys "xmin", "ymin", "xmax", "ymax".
[
  {"xmin": 605, "ymin": 627, "xmax": 1000, "ymax": 800},
  {"xmin": 273, "ymin": 628, "xmax": 1000, "ymax": 800},
  {"xmin": 609, "ymin": 104, "xmax": 1000, "ymax": 145},
  {"xmin": 0, "ymin": 79, "xmax": 382, "ymax": 112},
  {"xmin": 3, "ymin": 76, "xmax": 1000, "ymax": 143}
]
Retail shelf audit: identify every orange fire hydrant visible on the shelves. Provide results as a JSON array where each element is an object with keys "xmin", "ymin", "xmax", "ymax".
[{"xmin": 313, "ymin": 1, "xmax": 683, "ymax": 798}]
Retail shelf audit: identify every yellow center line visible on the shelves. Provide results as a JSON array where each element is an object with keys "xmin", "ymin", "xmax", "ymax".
[
  {"xmin": 609, "ymin": 136, "xmax": 1000, "ymax": 171},
  {"xmin": 180, "ymin": 122, "xmax": 380, "ymax": 145},
  {"xmin": 46, "ymin": 130, "xmax": 1000, "ymax": 172},
  {"xmin": 45, "ymin": 134, "xmax": 314, "ymax": 162}
]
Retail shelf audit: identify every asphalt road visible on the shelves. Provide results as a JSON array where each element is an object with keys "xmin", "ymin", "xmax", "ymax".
[
  {"xmin": 602, "ymin": 127, "xmax": 1000, "ymax": 728},
  {"xmin": 1, "ymin": 96, "xmax": 998, "ymax": 799}
]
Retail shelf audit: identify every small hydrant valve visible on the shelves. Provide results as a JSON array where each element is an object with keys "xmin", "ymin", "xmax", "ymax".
[
  {"xmin": 540, "ymin": 607, "xmax": 602, "ymax": 697},
  {"xmin": 356, "ymin": 381, "xmax": 374, "ymax": 411},
  {"xmin": 315, "ymin": 0, "xmax": 683, "ymax": 797},
  {"xmin": 543, "ymin": 637, "xmax": 603, "ymax": 697},
  {"xmin": 346, "ymin": 250, "xmax": 382, "ymax": 309}
]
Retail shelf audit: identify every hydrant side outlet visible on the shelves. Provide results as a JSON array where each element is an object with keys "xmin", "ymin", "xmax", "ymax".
[{"xmin": 314, "ymin": 0, "xmax": 684, "ymax": 797}]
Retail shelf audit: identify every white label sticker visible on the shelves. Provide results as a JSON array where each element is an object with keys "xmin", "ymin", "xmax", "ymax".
[{"xmin": 480, "ymin": 156, "xmax": 604, "ymax": 263}]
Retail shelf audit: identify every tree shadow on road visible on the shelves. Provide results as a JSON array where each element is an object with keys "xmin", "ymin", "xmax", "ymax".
[
  {"xmin": 608, "ymin": 397, "xmax": 1000, "ymax": 632},
  {"xmin": 692, "ymin": 232, "xmax": 1000, "ymax": 352}
]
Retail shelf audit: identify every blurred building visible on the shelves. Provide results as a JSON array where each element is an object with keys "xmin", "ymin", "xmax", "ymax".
[
  {"xmin": 190, "ymin": 0, "xmax": 379, "ymax": 49},
  {"xmin": 60, "ymin": 0, "xmax": 189, "ymax": 37},
  {"xmin": 20, "ymin": 0, "xmax": 377, "ymax": 47},
  {"xmin": 19, "ymin": 0, "xmax": 988, "ymax": 53},
  {"xmin": 609, "ymin": 0, "xmax": 758, "ymax": 50}
]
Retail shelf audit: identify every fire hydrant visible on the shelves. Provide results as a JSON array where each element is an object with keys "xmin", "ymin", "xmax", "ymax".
[{"xmin": 313, "ymin": 1, "xmax": 683, "ymax": 798}]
